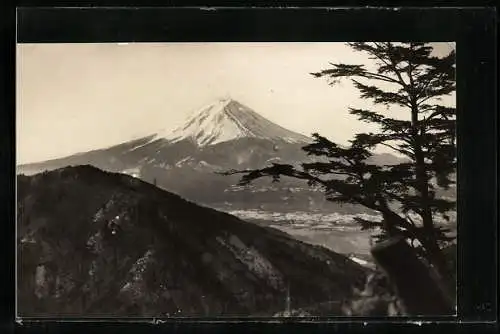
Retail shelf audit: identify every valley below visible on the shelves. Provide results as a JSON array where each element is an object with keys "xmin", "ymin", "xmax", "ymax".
[
  {"xmin": 218, "ymin": 209, "xmax": 378, "ymax": 266},
  {"xmin": 216, "ymin": 208, "xmax": 456, "ymax": 268}
]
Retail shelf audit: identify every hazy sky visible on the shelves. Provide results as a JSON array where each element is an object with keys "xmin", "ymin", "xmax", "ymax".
[{"xmin": 17, "ymin": 42, "xmax": 455, "ymax": 164}]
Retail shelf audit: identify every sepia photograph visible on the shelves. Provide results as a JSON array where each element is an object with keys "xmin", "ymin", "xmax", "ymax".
[{"xmin": 16, "ymin": 41, "xmax": 457, "ymax": 318}]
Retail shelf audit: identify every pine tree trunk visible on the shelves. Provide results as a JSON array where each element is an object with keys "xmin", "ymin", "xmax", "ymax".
[
  {"xmin": 407, "ymin": 46, "xmax": 435, "ymax": 236},
  {"xmin": 411, "ymin": 107, "xmax": 433, "ymax": 226},
  {"xmin": 415, "ymin": 236, "xmax": 455, "ymax": 307},
  {"xmin": 371, "ymin": 237, "xmax": 454, "ymax": 315},
  {"xmin": 412, "ymin": 123, "xmax": 452, "ymax": 295},
  {"xmin": 409, "ymin": 98, "xmax": 450, "ymax": 283}
]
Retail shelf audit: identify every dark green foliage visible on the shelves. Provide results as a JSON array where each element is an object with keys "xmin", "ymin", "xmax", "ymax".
[{"xmin": 223, "ymin": 43, "xmax": 456, "ymax": 281}]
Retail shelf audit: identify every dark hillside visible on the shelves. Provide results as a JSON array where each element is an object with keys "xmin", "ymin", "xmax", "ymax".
[{"xmin": 17, "ymin": 165, "xmax": 368, "ymax": 317}]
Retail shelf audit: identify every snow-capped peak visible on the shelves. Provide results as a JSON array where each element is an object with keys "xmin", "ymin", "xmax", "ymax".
[{"xmin": 158, "ymin": 98, "xmax": 311, "ymax": 147}]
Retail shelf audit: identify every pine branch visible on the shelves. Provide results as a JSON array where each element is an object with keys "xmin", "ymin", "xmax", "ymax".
[
  {"xmin": 311, "ymin": 64, "xmax": 403, "ymax": 86},
  {"xmin": 236, "ymin": 169, "xmax": 419, "ymax": 238},
  {"xmin": 301, "ymin": 162, "xmax": 360, "ymax": 179},
  {"xmin": 379, "ymin": 142, "xmax": 414, "ymax": 159},
  {"xmin": 351, "ymin": 132, "xmax": 415, "ymax": 158},
  {"xmin": 423, "ymin": 106, "xmax": 456, "ymax": 124},
  {"xmin": 415, "ymin": 73, "xmax": 447, "ymax": 103},
  {"xmin": 303, "ymin": 133, "xmax": 373, "ymax": 163},
  {"xmin": 353, "ymin": 216, "xmax": 384, "ymax": 231},
  {"xmin": 351, "ymin": 80, "xmax": 412, "ymax": 107},
  {"xmin": 374, "ymin": 42, "xmax": 410, "ymax": 89}
]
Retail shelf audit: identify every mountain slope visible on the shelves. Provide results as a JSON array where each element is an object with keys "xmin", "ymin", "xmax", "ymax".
[{"xmin": 17, "ymin": 165, "xmax": 369, "ymax": 317}]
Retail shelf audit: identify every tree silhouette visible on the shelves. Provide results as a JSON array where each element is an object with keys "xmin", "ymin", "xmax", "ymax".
[{"xmin": 222, "ymin": 42, "xmax": 456, "ymax": 282}]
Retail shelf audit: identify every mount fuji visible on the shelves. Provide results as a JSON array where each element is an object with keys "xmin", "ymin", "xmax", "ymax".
[
  {"xmin": 17, "ymin": 98, "xmax": 401, "ymax": 214},
  {"xmin": 159, "ymin": 98, "xmax": 311, "ymax": 146}
]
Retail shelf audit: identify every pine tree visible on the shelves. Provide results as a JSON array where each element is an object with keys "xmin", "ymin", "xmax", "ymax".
[{"xmin": 222, "ymin": 42, "xmax": 456, "ymax": 282}]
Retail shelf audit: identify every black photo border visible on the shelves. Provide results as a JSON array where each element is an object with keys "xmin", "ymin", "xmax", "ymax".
[{"xmin": 2, "ymin": 5, "xmax": 497, "ymax": 334}]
